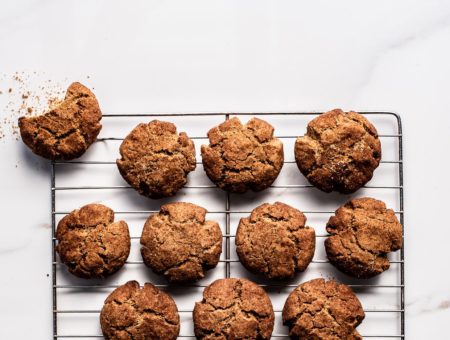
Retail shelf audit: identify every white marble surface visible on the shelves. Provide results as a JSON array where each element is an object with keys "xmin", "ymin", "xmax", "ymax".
[{"xmin": 1, "ymin": 0, "xmax": 450, "ymax": 339}]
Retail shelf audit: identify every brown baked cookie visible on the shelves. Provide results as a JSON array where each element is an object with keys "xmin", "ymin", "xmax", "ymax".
[
  {"xmin": 100, "ymin": 280, "xmax": 180, "ymax": 340},
  {"xmin": 140, "ymin": 202, "xmax": 222, "ymax": 282},
  {"xmin": 56, "ymin": 203, "xmax": 130, "ymax": 279},
  {"xmin": 193, "ymin": 278, "xmax": 274, "ymax": 339},
  {"xmin": 201, "ymin": 117, "xmax": 284, "ymax": 193},
  {"xmin": 325, "ymin": 197, "xmax": 402, "ymax": 278},
  {"xmin": 236, "ymin": 202, "xmax": 315, "ymax": 280},
  {"xmin": 283, "ymin": 278, "xmax": 365, "ymax": 340},
  {"xmin": 117, "ymin": 120, "xmax": 196, "ymax": 198},
  {"xmin": 294, "ymin": 109, "xmax": 381, "ymax": 194},
  {"xmin": 19, "ymin": 82, "xmax": 102, "ymax": 160}
]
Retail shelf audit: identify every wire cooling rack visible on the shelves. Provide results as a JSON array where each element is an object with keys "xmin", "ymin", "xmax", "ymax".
[{"xmin": 51, "ymin": 112, "xmax": 404, "ymax": 339}]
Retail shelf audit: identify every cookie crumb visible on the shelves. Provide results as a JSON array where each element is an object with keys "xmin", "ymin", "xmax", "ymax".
[
  {"xmin": 439, "ymin": 301, "xmax": 450, "ymax": 310},
  {"xmin": 0, "ymin": 72, "xmax": 67, "ymax": 141}
]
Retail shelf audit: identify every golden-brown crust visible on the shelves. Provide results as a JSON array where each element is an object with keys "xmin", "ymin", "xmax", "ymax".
[
  {"xmin": 117, "ymin": 120, "xmax": 196, "ymax": 198},
  {"xmin": 236, "ymin": 202, "xmax": 316, "ymax": 280},
  {"xmin": 325, "ymin": 197, "xmax": 403, "ymax": 278},
  {"xmin": 140, "ymin": 202, "xmax": 222, "ymax": 282},
  {"xmin": 56, "ymin": 203, "xmax": 130, "ymax": 279},
  {"xmin": 201, "ymin": 117, "xmax": 284, "ymax": 193},
  {"xmin": 294, "ymin": 109, "xmax": 381, "ymax": 194},
  {"xmin": 18, "ymin": 82, "xmax": 102, "ymax": 160},
  {"xmin": 100, "ymin": 280, "xmax": 180, "ymax": 340},
  {"xmin": 282, "ymin": 278, "xmax": 365, "ymax": 340},
  {"xmin": 193, "ymin": 278, "xmax": 274, "ymax": 339}
]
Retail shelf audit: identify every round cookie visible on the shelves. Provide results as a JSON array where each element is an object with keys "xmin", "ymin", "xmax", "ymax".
[
  {"xmin": 19, "ymin": 82, "xmax": 102, "ymax": 160},
  {"xmin": 140, "ymin": 202, "xmax": 222, "ymax": 282},
  {"xmin": 100, "ymin": 280, "xmax": 180, "ymax": 340},
  {"xmin": 193, "ymin": 278, "xmax": 274, "ymax": 339},
  {"xmin": 325, "ymin": 197, "xmax": 403, "ymax": 278},
  {"xmin": 236, "ymin": 202, "xmax": 315, "ymax": 280},
  {"xmin": 201, "ymin": 117, "xmax": 284, "ymax": 193},
  {"xmin": 282, "ymin": 278, "xmax": 365, "ymax": 340},
  {"xmin": 56, "ymin": 203, "xmax": 130, "ymax": 279},
  {"xmin": 294, "ymin": 109, "xmax": 381, "ymax": 194},
  {"xmin": 117, "ymin": 120, "xmax": 196, "ymax": 198}
]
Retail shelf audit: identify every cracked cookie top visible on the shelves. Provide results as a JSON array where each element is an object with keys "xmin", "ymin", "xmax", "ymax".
[
  {"xmin": 193, "ymin": 278, "xmax": 274, "ymax": 339},
  {"xmin": 282, "ymin": 278, "xmax": 365, "ymax": 340},
  {"xmin": 201, "ymin": 117, "xmax": 284, "ymax": 193},
  {"xmin": 19, "ymin": 82, "xmax": 102, "ymax": 160},
  {"xmin": 56, "ymin": 203, "xmax": 130, "ymax": 279},
  {"xmin": 117, "ymin": 120, "xmax": 196, "ymax": 199},
  {"xmin": 236, "ymin": 202, "xmax": 316, "ymax": 280},
  {"xmin": 325, "ymin": 197, "xmax": 403, "ymax": 279},
  {"xmin": 294, "ymin": 109, "xmax": 381, "ymax": 194},
  {"xmin": 100, "ymin": 280, "xmax": 180, "ymax": 340},
  {"xmin": 140, "ymin": 202, "xmax": 222, "ymax": 282}
]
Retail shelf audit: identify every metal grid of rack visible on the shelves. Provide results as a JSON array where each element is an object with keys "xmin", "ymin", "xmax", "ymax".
[{"xmin": 51, "ymin": 112, "xmax": 404, "ymax": 339}]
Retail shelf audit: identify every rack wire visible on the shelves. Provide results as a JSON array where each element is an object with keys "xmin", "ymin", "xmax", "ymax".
[{"xmin": 51, "ymin": 112, "xmax": 404, "ymax": 339}]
